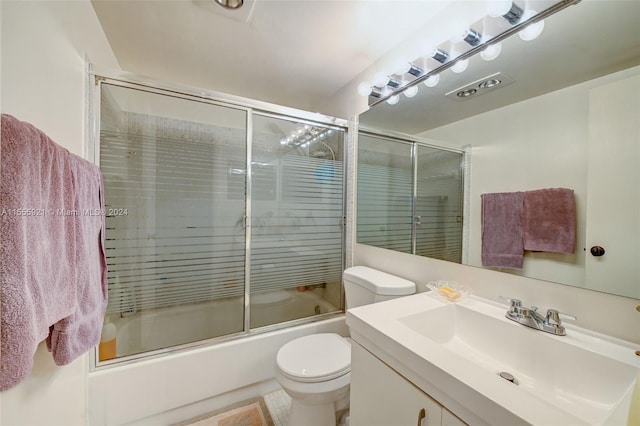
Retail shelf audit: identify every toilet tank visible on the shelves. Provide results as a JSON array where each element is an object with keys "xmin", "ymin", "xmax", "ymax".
[{"xmin": 342, "ymin": 266, "xmax": 416, "ymax": 309}]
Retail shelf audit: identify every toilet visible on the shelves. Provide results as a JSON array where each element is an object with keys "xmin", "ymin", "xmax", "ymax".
[{"xmin": 275, "ymin": 266, "xmax": 416, "ymax": 426}]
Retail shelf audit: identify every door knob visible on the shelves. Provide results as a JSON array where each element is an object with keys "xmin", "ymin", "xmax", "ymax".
[{"xmin": 590, "ymin": 246, "xmax": 605, "ymax": 257}]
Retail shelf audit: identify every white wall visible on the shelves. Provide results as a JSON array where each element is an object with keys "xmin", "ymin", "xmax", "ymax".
[
  {"xmin": 419, "ymin": 67, "xmax": 639, "ymax": 289},
  {"xmin": 0, "ymin": 0, "xmax": 119, "ymax": 424}
]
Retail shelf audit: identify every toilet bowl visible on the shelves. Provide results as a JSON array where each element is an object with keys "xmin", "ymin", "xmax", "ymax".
[
  {"xmin": 275, "ymin": 333, "xmax": 350, "ymax": 426},
  {"xmin": 275, "ymin": 267, "xmax": 416, "ymax": 426}
]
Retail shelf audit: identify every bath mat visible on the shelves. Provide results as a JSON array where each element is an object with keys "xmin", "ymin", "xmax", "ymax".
[{"xmin": 176, "ymin": 397, "xmax": 275, "ymax": 426}]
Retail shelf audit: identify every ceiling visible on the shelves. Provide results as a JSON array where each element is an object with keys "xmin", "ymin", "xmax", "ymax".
[
  {"xmin": 91, "ymin": 0, "xmax": 639, "ymax": 123},
  {"xmin": 90, "ymin": 0, "xmax": 454, "ymax": 116}
]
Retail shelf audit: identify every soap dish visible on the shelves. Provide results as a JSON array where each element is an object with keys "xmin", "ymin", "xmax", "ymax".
[{"xmin": 426, "ymin": 280, "xmax": 469, "ymax": 302}]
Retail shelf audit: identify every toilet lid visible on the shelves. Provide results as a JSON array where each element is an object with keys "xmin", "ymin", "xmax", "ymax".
[{"xmin": 277, "ymin": 333, "xmax": 351, "ymax": 383}]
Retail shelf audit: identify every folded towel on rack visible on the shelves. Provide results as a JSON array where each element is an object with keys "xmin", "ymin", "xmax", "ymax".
[
  {"xmin": 0, "ymin": 114, "xmax": 107, "ymax": 391},
  {"xmin": 481, "ymin": 192, "xmax": 525, "ymax": 269},
  {"xmin": 523, "ymin": 188, "xmax": 576, "ymax": 254}
]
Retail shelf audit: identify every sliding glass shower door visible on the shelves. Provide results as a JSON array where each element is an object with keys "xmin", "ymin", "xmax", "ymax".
[
  {"xmin": 415, "ymin": 145, "xmax": 464, "ymax": 262},
  {"xmin": 357, "ymin": 131, "xmax": 464, "ymax": 262},
  {"xmin": 357, "ymin": 133, "xmax": 413, "ymax": 253},
  {"xmin": 250, "ymin": 114, "xmax": 345, "ymax": 328},
  {"xmin": 98, "ymin": 82, "xmax": 345, "ymax": 362},
  {"xmin": 100, "ymin": 84, "xmax": 247, "ymax": 359}
]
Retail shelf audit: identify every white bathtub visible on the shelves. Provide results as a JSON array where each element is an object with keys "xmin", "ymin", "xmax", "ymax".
[
  {"xmin": 89, "ymin": 290, "xmax": 346, "ymax": 425},
  {"xmin": 115, "ymin": 288, "xmax": 339, "ymax": 358}
]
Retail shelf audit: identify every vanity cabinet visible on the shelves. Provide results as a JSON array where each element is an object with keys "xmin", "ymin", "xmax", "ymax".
[{"xmin": 350, "ymin": 341, "xmax": 467, "ymax": 426}]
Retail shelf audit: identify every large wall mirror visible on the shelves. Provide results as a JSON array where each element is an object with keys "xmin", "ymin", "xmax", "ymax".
[{"xmin": 357, "ymin": 0, "xmax": 639, "ymax": 299}]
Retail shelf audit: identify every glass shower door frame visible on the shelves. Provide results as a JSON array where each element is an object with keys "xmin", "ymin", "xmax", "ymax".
[
  {"xmin": 90, "ymin": 74, "xmax": 348, "ymax": 368},
  {"xmin": 245, "ymin": 109, "xmax": 348, "ymax": 332},
  {"xmin": 357, "ymin": 128, "xmax": 466, "ymax": 258}
]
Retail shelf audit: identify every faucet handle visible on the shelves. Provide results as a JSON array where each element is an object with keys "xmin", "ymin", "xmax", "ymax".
[
  {"xmin": 545, "ymin": 309, "xmax": 577, "ymax": 326},
  {"xmin": 499, "ymin": 296, "xmax": 522, "ymax": 309}
]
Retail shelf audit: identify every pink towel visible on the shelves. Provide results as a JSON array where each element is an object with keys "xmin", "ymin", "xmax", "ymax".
[
  {"xmin": 0, "ymin": 114, "xmax": 107, "ymax": 391},
  {"xmin": 523, "ymin": 188, "xmax": 576, "ymax": 254},
  {"xmin": 481, "ymin": 192, "xmax": 525, "ymax": 269}
]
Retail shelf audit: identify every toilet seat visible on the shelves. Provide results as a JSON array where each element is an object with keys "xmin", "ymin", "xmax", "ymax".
[{"xmin": 277, "ymin": 333, "xmax": 351, "ymax": 383}]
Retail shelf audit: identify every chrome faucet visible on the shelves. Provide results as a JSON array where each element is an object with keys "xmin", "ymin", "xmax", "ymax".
[{"xmin": 500, "ymin": 297, "xmax": 576, "ymax": 336}]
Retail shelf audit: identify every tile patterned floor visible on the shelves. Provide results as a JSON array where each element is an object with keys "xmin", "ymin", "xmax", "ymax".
[{"xmin": 263, "ymin": 389, "xmax": 291, "ymax": 426}]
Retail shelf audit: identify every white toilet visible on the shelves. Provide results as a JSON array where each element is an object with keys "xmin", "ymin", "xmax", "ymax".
[{"xmin": 275, "ymin": 266, "xmax": 416, "ymax": 426}]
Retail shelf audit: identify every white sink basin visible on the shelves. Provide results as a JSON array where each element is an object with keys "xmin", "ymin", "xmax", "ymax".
[{"xmin": 347, "ymin": 293, "xmax": 640, "ymax": 425}]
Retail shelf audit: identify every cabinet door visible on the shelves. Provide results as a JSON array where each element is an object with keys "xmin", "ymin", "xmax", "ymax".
[
  {"xmin": 442, "ymin": 408, "xmax": 467, "ymax": 426},
  {"xmin": 350, "ymin": 342, "xmax": 442, "ymax": 426}
]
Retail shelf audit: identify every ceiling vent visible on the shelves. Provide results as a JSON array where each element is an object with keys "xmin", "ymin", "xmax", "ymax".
[{"xmin": 445, "ymin": 72, "xmax": 515, "ymax": 101}]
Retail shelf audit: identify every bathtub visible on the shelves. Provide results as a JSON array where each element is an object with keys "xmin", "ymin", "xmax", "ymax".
[
  {"xmin": 89, "ymin": 290, "xmax": 346, "ymax": 425},
  {"xmin": 115, "ymin": 288, "xmax": 339, "ymax": 358}
]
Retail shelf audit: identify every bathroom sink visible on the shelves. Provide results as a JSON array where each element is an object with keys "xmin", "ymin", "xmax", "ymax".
[{"xmin": 346, "ymin": 294, "xmax": 640, "ymax": 425}]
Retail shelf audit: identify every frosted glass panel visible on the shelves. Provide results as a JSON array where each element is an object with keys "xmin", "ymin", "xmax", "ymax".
[
  {"xmin": 357, "ymin": 131, "xmax": 464, "ymax": 261},
  {"xmin": 249, "ymin": 114, "xmax": 344, "ymax": 328},
  {"xmin": 100, "ymin": 84, "xmax": 246, "ymax": 358},
  {"xmin": 357, "ymin": 134, "xmax": 413, "ymax": 253},
  {"xmin": 415, "ymin": 146, "xmax": 464, "ymax": 262}
]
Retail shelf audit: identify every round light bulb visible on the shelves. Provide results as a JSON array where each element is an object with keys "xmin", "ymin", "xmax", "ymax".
[
  {"xmin": 480, "ymin": 42, "xmax": 502, "ymax": 61},
  {"xmin": 404, "ymin": 85, "xmax": 418, "ymax": 98},
  {"xmin": 449, "ymin": 19, "xmax": 469, "ymax": 43},
  {"xmin": 451, "ymin": 58, "xmax": 469, "ymax": 74},
  {"xmin": 357, "ymin": 82, "xmax": 372, "ymax": 97},
  {"xmin": 394, "ymin": 59, "xmax": 411, "ymax": 75},
  {"xmin": 424, "ymin": 74, "xmax": 440, "ymax": 88},
  {"xmin": 487, "ymin": 0, "xmax": 513, "ymax": 17},
  {"xmin": 519, "ymin": 11, "xmax": 545, "ymax": 41},
  {"xmin": 386, "ymin": 95, "xmax": 400, "ymax": 105},
  {"xmin": 372, "ymin": 72, "xmax": 390, "ymax": 88}
]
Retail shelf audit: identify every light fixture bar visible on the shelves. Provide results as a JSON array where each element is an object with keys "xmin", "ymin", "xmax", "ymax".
[
  {"xmin": 502, "ymin": 2, "xmax": 525, "ymax": 25},
  {"xmin": 407, "ymin": 64, "xmax": 424, "ymax": 77},
  {"xmin": 367, "ymin": 0, "xmax": 582, "ymax": 107},
  {"xmin": 387, "ymin": 78, "xmax": 403, "ymax": 89},
  {"xmin": 463, "ymin": 28, "xmax": 482, "ymax": 47}
]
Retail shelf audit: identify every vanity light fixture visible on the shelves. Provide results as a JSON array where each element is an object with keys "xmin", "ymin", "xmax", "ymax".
[
  {"xmin": 404, "ymin": 85, "xmax": 419, "ymax": 98},
  {"xmin": 357, "ymin": 82, "xmax": 373, "ymax": 97},
  {"xmin": 396, "ymin": 62, "xmax": 425, "ymax": 78},
  {"xmin": 489, "ymin": 0, "xmax": 525, "ymax": 25},
  {"xmin": 387, "ymin": 78, "xmax": 403, "ymax": 89},
  {"xmin": 462, "ymin": 28, "xmax": 483, "ymax": 47},
  {"xmin": 424, "ymin": 74, "xmax": 440, "ymax": 88},
  {"xmin": 387, "ymin": 95, "xmax": 400, "ymax": 105},
  {"xmin": 430, "ymin": 48, "xmax": 449, "ymax": 64},
  {"xmin": 213, "ymin": 0, "xmax": 243, "ymax": 10},
  {"xmin": 518, "ymin": 10, "xmax": 545, "ymax": 40},
  {"xmin": 480, "ymin": 42, "xmax": 503, "ymax": 61},
  {"xmin": 451, "ymin": 58, "xmax": 469, "ymax": 74},
  {"xmin": 358, "ymin": 0, "xmax": 580, "ymax": 107},
  {"xmin": 372, "ymin": 72, "xmax": 390, "ymax": 88}
]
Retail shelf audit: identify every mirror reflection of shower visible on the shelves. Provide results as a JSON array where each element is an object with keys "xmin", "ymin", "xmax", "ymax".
[{"xmin": 280, "ymin": 125, "xmax": 337, "ymax": 161}]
